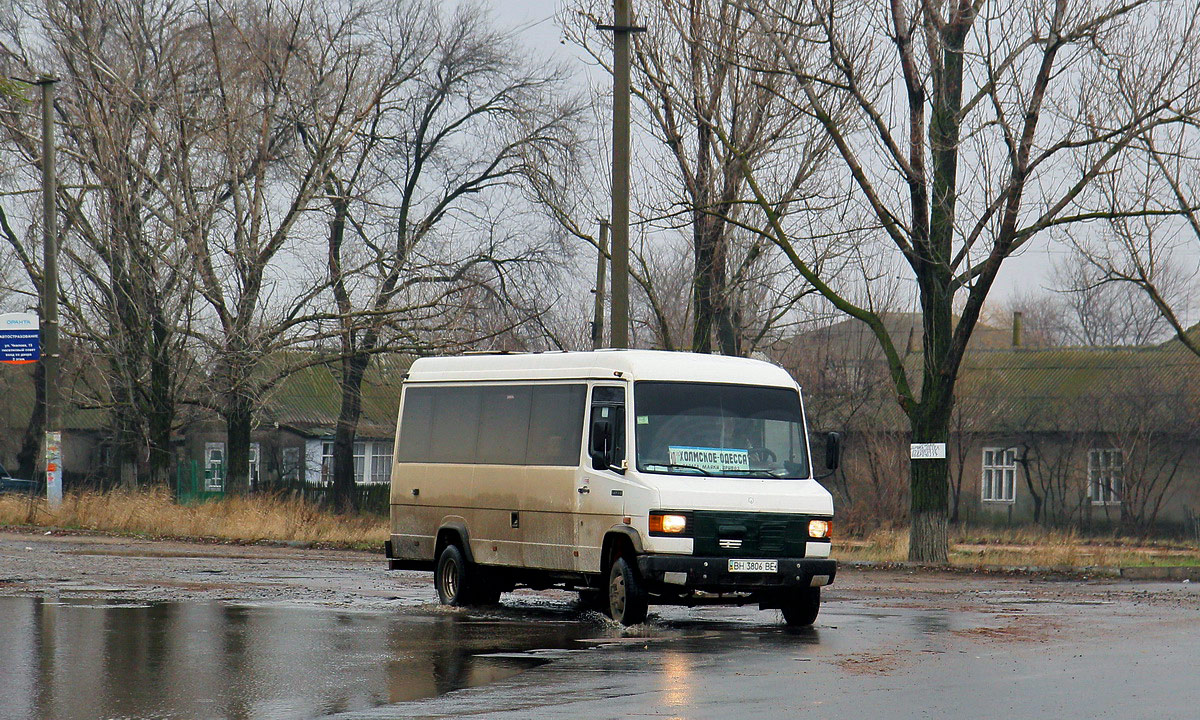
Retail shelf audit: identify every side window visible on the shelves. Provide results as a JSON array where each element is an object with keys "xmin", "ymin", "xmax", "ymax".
[
  {"xmin": 590, "ymin": 385, "xmax": 626, "ymax": 467},
  {"xmin": 527, "ymin": 384, "xmax": 587, "ymax": 465},
  {"xmin": 478, "ymin": 385, "xmax": 532, "ymax": 464},
  {"xmin": 400, "ymin": 383, "xmax": 584, "ymax": 465},
  {"xmin": 396, "ymin": 387, "xmax": 434, "ymax": 463},
  {"xmin": 397, "ymin": 385, "xmax": 482, "ymax": 463},
  {"xmin": 428, "ymin": 387, "xmax": 481, "ymax": 463}
]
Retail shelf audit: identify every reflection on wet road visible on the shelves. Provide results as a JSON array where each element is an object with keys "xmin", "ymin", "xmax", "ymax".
[
  {"xmin": 2, "ymin": 534, "xmax": 1198, "ymax": 720},
  {"xmin": 0, "ymin": 597, "xmax": 600, "ymax": 720}
]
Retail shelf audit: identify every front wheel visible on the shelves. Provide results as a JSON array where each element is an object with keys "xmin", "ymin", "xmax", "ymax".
[
  {"xmin": 607, "ymin": 557, "xmax": 649, "ymax": 625},
  {"xmin": 781, "ymin": 587, "xmax": 821, "ymax": 627}
]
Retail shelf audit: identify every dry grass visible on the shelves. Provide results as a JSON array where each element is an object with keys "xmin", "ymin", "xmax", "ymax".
[
  {"xmin": 0, "ymin": 488, "xmax": 388, "ymax": 548},
  {"xmin": 3, "ymin": 490, "xmax": 1197, "ymax": 567},
  {"xmin": 836, "ymin": 527, "xmax": 1200, "ymax": 568}
]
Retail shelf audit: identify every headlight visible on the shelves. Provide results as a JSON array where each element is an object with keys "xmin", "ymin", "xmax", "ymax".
[
  {"xmin": 649, "ymin": 512, "xmax": 689, "ymax": 535},
  {"xmin": 808, "ymin": 519, "xmax": 832, "ymax": 539}
]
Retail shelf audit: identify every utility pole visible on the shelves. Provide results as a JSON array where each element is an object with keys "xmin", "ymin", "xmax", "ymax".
[
  {"xmin": 599, "ymin": 0, "xmax": 642, "ymax": 349},
  {"xmin": 38, "ymin": 75, "xmax": 61, "ymax": 509},
  {"xmin": 591, "ymin": 219, "xmax": 610, "ymax": 350}
]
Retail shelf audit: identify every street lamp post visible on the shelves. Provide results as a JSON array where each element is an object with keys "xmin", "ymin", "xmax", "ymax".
[{"xmin": 599, "ymin": 1, "xmax": 643, "ymax": 349}]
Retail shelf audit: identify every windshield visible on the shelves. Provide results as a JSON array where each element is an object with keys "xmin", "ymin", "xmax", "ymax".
[{"xmin": 634, "ymin": 381, "xmax": 811, "ymax": 479}]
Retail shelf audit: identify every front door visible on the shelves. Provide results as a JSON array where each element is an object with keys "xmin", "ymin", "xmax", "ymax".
[{"xmin": 574, "ymin": 384, "xmax": 630, "ymax": 573}]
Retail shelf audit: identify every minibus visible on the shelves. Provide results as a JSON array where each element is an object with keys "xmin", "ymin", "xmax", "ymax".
[{"xmin": 385, "ymin": 350, "xmax": 837, "ymax": 625}]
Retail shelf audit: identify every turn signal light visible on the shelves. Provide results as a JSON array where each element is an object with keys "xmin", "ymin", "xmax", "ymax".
[
  {"xmin": 808, "ymin": 519, "xmax": 832, "ymax": 539},
  {"xmin": 649, "ymin": 513, "xmax": 688, "ymax": 534}
]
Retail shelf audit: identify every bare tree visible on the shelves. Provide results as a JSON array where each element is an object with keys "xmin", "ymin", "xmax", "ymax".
[
  {"xmin": 1068, "ymin": 128, "xmax": 1200, "ymax": 352},
  {"xmin": 999, "ymin": 252, "xmax": 1178, "ymax": 348},
  {"xmin": 727, "ymin": 0, "xmax": 1200, "ymax": 561},
  {"xmin": 0, "ymin": 0, "xmax": 212, "ymax": 486},
  {"xmin": 1055, "ymin": 254, "xmax": 1177, "ymax": 346},
  {"xmin": 1090, "ymin": 374, "xmax": 1200, "ymax": 536},
  {"xmin": 158, "ymin": 0, "xmax": 412, "ymax": 494},
  {"xmin": 316, "ymin": 2, "xmax": 583, "ymax": 509}
]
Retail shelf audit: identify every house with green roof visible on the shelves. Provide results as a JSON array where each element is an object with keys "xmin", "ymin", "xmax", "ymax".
[
  {"xmin": 179, "ymin": 358, "xmax": 407, "ymax": 491},
  {"xmin": 777, "ymin": 316, "xmax": 1200, "ymax": 534}
]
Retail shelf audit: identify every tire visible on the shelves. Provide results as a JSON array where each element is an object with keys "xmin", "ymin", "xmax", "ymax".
[
  {"xmin": 435, "ymin": 544, "xmax": 502, "ymax": 607},
  {"xmin": 435, "ymin": 544, "xmax": 469, "ymax": 606},
  {"xmin": 781, "ymin": 587, "xmax": 821, "ymax": 627},
  {"xmin": 607, "ymin": 556, "xmax": 649, "ymax": 625}
]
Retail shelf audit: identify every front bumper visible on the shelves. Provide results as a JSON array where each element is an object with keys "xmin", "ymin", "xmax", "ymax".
[{"xmin": 636, "ymin": 554, "xmax": 836, "ymax": 594}]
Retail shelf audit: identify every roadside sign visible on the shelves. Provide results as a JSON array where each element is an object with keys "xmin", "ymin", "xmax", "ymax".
[
  {"xmin": 0, "ymin": 312, "xmax": 40, "ymax": 364},
  {"xmin": 910, "ymin": 442, "xmax": 947, "ymax": 460},
  {"xmin": 46, "ymin": 431, "xmax": 62, "ymax": 508}
]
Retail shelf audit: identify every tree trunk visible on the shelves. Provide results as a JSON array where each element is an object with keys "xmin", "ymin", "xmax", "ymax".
[
  {"xmin": 692, "ymin": 217, "xmax": 717, "ymax": 354},
  {"xmin": 224, "ymin": 398, "xmax": 253, "ymax": 494},
  {"xmin": 908, "ymin": 410, "xmax": 951, "ymax": 563},
  {"xmin": 332, "ymin": 352, "xmax": 370, "ymax": 513},
  {"xmin": 147, "ymin": 313, "xmax": 175, "ymax": 486},
  {"xmin": 907, "ymin": 289, "xmax": 954, "ymax": 562},
  {"xmin": 692, "ymin": 211, "xmax": 734, "ymax": 355}
]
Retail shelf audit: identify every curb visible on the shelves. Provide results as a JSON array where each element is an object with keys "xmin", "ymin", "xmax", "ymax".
[
  {"xmin": 842, "ymin": 560, "xmax": 1122, "ymax": 580},
  {"xmin": 1119, "ymin": 566, "xmax": 1200, "ymax": 581}
]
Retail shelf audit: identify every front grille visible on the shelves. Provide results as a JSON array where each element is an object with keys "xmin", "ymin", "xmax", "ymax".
[
  {"xmin": 759, "ymin": 522, "xmax": 788, "ymax": 553},
  {"xmin": 692, "ymin": 511, "xmax": 816, "ymax": 558}
]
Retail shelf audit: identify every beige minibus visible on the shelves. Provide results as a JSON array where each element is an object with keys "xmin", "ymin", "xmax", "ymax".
[{"xmin": 384, "ymin": 350, "xmax": 837, "ymax": 625}]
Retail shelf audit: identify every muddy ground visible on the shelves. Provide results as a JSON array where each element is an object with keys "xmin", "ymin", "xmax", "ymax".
[{"xmin": 1, "ymin": 530, "xmax": 1197, "ymax": 719}]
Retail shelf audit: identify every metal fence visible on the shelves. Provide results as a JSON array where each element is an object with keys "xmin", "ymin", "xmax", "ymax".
[
  {"xmin": 175, "ymin": 460, "xmax": 226, "ymax": 505},
  {"xmin": 174, "ymin": 460, "xmax": 389, "ymax": 515}
]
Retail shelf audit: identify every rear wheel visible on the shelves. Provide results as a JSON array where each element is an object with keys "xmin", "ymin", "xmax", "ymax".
[
  {"xmin": 607, "ymin": 557, "xmax": 649, "ymax": 625},
  {"xmin": 780, "ymin": 587, "xmax": 821, "ymax": 627}
]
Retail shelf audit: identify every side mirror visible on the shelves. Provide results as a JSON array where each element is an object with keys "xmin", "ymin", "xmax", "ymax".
[
  {"xmin": 589, "ymin": 420, "xmax": 612, "ymax": 470},
  {"xmin": 824, "ymin": 431, "xmax": 842, "ymax": 471}
]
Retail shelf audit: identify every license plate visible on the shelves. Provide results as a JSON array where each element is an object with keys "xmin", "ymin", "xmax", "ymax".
[{"xmin": 728, "ymin": 559, "xmax": 778, "ymax": 573}]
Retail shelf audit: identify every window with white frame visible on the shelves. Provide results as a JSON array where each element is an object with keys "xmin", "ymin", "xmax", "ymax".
[
  {"xmin": 370, "ymin": 445, "xmax": 393, "ymax": 484},
  {"xmin": 353, "ymin": 442, "xmax": 366, "ymax": 483},
  {"xmin": 1088, "ymin": 448, "xmax": 1123, "ymax": 504},
  {"xmin": 321, "ymin": 441, "xmax": 334, "ymax": 484},
  {"xmin": 982, "ymin": 448, "xmax": 1017, "ymax": 503},
  {"xmin": 320, "ymin": 440, "xmax": 391, "ymax": 484}
]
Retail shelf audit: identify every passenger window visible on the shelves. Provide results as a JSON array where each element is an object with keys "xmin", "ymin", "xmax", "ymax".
[
  {"xmin": 477, "ymin": 386, "xmax": 532, "ymax": 464},
  {"xmin": 428, "ymin": 387, "xmax": 481, "ymax": 463},
  {"xmin": 396, "ymin": 387, "xmax": 434, "ymax": 462},
  {"xmin": 400, "ymin": 383, "xmax": 584, "ymax": 466},
  {"xmin": 526, "ymin": 384, "xmax": 586, "ymax": 465},
  {"xmin": 590, "ymin": 386, "xmax": 625, "ymax": 468}
]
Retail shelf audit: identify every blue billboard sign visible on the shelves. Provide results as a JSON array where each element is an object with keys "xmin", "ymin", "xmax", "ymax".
[{"xmin": 0, "ymin": 313, "xmax": 40, "ymax": 364}]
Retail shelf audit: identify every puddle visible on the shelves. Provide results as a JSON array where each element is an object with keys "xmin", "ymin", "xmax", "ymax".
[{"xmin": 0, "ymin": 596, "xmax": 603, "ymax": 720}]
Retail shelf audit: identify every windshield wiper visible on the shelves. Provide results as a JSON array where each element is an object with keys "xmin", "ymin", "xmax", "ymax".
[
  {"xmin": 723, "ymin": 468, "xmax": 786, "ymax": 478},
  {"xmin": 642, "ymin": 463, "xmax": 712, "ymax": 476}
]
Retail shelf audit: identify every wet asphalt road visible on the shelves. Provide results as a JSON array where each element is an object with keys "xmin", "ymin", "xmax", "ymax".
[{"xmin": 0, "ymin": 532, "xmax": 1197, "ymax": 720}]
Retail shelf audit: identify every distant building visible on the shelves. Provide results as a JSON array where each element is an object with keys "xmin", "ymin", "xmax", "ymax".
[
  {"xmin": 178, "ymin": 359, "xmax": 406, "ymax": 491},
  {"xmin": 777, "ymin": 316, "xmax": 1200, "ymax": 534}
]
